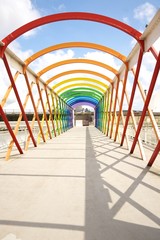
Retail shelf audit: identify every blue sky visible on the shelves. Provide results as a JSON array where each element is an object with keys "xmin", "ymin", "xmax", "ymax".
[
  {"xmin": 0, "ymin": 0, "xmax": 159, "ymax": 57},
  {"xmin": 20, "ymin": 0, "xmax": 160, "ymax": 56},
  {"xmin": 0, "ymin": 0, "xmax": 159, "ymax": 110}
]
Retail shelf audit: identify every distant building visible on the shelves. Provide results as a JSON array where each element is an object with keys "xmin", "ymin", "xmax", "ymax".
[{"xmin": 75, "ymin": 106, "xmax": 83, "ymax": 113}]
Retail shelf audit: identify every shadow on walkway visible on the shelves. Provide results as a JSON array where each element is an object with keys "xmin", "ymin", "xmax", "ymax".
[
  {"xmin": 0, "ymin": 127, "xmax": 159, "ymax": 240},
  {"xmin": 85, "ymin": 127, "xmax": 160, "ymax": 240}
]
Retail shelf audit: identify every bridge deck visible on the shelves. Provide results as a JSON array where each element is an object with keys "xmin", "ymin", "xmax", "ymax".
[{"xmin": 0, "ymin": 126, "xmax": 159, "ymax": 240}]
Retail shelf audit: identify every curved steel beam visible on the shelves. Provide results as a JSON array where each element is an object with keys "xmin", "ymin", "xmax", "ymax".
[
  {"xmin": 46, "ymin": 69, "xmax": 114, "ymax": 85},
  {"xmin": 62, "ymin": 92, "xmax": 101, "ymax": 102},
  {"xmin": 60, "ymin": 87, "xmax": 102, "ymax": 103},
  {"xmin": 24, "ymin": 41, "xmax": 126, "ymax": 66},
  {"xmin": 37, "ymin": 59, "xmax": 118, "ymax": 78},
  {"xmin": 67, "ymin": 97, "xmax": 98, "ymax": 106},
  {"xmin": 69, "ymin": 98, "xmax": 98, "ymax": 106},
  {"xmin": 1, "ymin": 12, "xmax": 142, "ymax": 56},
  {"xmin": 56, "ymin": 83, "xmax": 106, "ymax": 94},
  {"xmin": 68, "ymin": 95, "xmax": 99, "ymax": 103},
  {"xmin": 52, "ymin": 77, "xmax": 108, "ymax": 91},
  {"xmin": 60, "ymin": 87, "xmax": 102, "ymax": 98},
  {"xmin": 60, "ymin": 88, "xmax": 102, "ymax": 99}
]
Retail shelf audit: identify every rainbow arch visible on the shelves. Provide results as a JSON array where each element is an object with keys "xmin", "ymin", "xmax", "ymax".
[{"xmin": 0, "ymin": 10, "xmax": 159, "ymax": 166}]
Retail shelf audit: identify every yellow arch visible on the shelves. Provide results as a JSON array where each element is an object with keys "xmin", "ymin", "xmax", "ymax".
[
  {"xmin": 56, "ymin": 83, "xmax": 106, "ymax": 94},
  {"xmin": 37, "ymin": 58, "xmax": 118, "ymax": 78},
  {"xmin": 52, "ymin": 77, "xmax": 108, "ymax": 91},
  {"xmin": 24, "ymin": 41, "xmax": 126, "ymax": 67},
  {"xmin": 47, "ymin": 69, "xmax": 113, "ymax": 85}
]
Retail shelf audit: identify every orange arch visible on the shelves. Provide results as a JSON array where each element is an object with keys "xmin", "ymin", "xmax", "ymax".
[
  {"xmin": 37, "ymin": 58, "xmax": 118, "ymax": 78},
  {"xmin": 24, "ymin": 42, "xmax": 126, "ymax": 67},
  {"xmin": 46, "ymin": 69, "xmax": 114, "ymax": 85}
]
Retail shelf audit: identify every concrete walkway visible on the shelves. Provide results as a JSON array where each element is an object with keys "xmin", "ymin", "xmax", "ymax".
[{"xmin": 0, "ymin": 126, "xmax": 159, "ymax": 240}]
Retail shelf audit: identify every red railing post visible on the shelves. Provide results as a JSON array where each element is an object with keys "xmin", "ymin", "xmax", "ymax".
[
  {"xmin": 114, "ymin": 63, "xmax": 128, "ymax": 141},
  {"xmin": 110, "ymin": 75, "xmax": 120, "ymax": 139},
  {"xmin": 120, "ymin": 43, "xmax": 144, "ymax": 146},
  {"xmin": 148, "ymin": 140, "xmax": 160, "ymax": 166},
  {"xmin": 44, "ymin": 86, "xmax": 56, "ymax": 137},
  {"xmin": 130, "ymin": 52, "xmax": 160, "ymax": 154},
  {"xmin": 23, "ymin": 72, "xmax": 46, "ymax": 143},
  {"xmin": 106, "ymin": 84, "xmax": 113, "ymax": 136},
  {"xmin": 0, "ymin": 105, "xmax": 23, "ymax": 155},
  {"xmin": 3, "ymin": 54, "xmax": 37, "ymax": 147},
  {"xmin": 36, "ymin": 79, "xmax": 52, "ymax": 139}
]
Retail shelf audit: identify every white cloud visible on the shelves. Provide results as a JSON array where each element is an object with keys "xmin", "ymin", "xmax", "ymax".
[
  {"xmin": 0, "ymin": 41, "xmax": 34, "ymax": 109},
  {"xmin": 130, "ymin": 38, "xmax": 137, "ymax": 49},
  {"xmin": 10, "ymin": 41, "xmax": 34, "ymax": 60},
  {"xmin": 0, "ymin": 60, "xmax": 22, "ymax": 110},
  {"xmin": 84, "ymin": 51, "xmax": 120, "ymax": 69},
  {"xmin": 53, "ymin": 3, "xmax": 66, "ymax": 12},
  {"xmin": 27, "ymin": 50, "xmax": 120, "ymax": 90},
  {"xmin": 122, "ymin": 17, "xmax": 130, "ymax": 24},
  {"xmin": 133, "ymin": 2, "xmax": 157, "ymax": 23},
  {"xmin": 153, "ymin": 37, "xmax": 160, "ymax": 52},
  {"xmin": 58, "ymin": 4, "xmax": 66, "ymax": 12},
  {"xmin": 31, "ymin": 49, "xmax": 75, "ymax": 77},
  {"xmin": 127, "ymin": 49, "xmax": 160, "ymax": 111},
  {"xmin": 150, "ymin": 87, "xmax": 160, "ymax": 112},
  {"xmin": 0, "ymin": 0, "xmax": 41, "ymax": 40}
]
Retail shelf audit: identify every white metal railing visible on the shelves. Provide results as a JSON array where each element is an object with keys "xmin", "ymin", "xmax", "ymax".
[
  {"xmin": 0, "ymin": 121, "xmax": 54, "ymax": 152},
  {"xmin": 119, "ymin": 125, "xmax": 158, "ymax": 147},
  {"xmin": 0, "ymin": 127, "xmax": 40, "ymax": 151},
  {"xmin": 1, "ymin": 123, "xmax": 159, "ymax": 152}
]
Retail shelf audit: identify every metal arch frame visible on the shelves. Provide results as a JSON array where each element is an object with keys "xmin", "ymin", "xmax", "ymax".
[
  {"xmin": 23, "ymin": 41, "xmax": 122, "ymax": 119},
  {"xmin": 60, "ymin": 87, "xmax": 103, "ymax": 107},
  {"xmin": 31, "ymin": 42, "xmax": 123, "ymax": 84},
  {"xmin": 37, "ymin": 58, "xmax": 117, "ymax": 81},
  {"xmin": 63, "ymin": 93, "xmax": 101, "ymax": 103},
  {"xmin": 55, "ymin": 79, "xmax": 105, "ymax": 110},
  {"xmin": 34, "ymin": 57, "xmax": 117, "ymax": 109},
  {"xmin": 24, "ymin": 42, "xmax": 123, "ymax": 97},
  {"xmin": 60, "ymin": 87, "xmax": 103, "ymax": 98},
  {"xmin": 0, "ymin": 11, "xmax": 159, "ymax": 165},
  {"xmin": 56, "ymin": 83, "xmax": 106, "ymax": 95},
  {"xmin": 23, "ymin": 42, "xmax": 121, "ymax": 102},
  {"xmin": 69, "ymin": 99, "xmax": 98, "ymax": 107},
  {"xmin": 0, "ymin": 11, "xmax": 138, "ymax": 129},
  {"xmin": 52, "ymin": 77, "xmax": 108, "ymax": 91},
  {"xmin": 52, "ymin": 76, "xmax": 107, "ymax": 109},
  {"xmin": 62, "ymin": 92, "xmax": 101, "ymax": 102},
  {"xmin": 24, "ymin": 41, "xmax": 126, "ymax": 67},
  {"xmin": 46, "ymin": 69, "xmax": 115, "ymax": 85},
  {"xmin": 61, "ymin": 90, "xmax": 102, "ymax": 102},
  {"xmin": 68, "ymin": 96, "xmax": 99, "ymax": 105},
  {"xmin": 0, "ymin": 12, "xmax": 142, "ymax": 57}
]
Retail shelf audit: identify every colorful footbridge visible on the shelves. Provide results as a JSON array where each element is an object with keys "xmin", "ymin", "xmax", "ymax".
[{"xmin": 0, "ymin": 11, "xmax": 160, "ymax": 166}]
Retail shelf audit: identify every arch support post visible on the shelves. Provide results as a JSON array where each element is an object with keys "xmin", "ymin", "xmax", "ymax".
[
  {"xmin": 0, "ymin": 105, "xmax": 23, "ymax": 157},
  {"xmin": 114, "ymin": 64, "xmax": 128, "ymax": 142},
  {"xmin": 3, "ymin": 54, "xmax": 37, "ymax": 147},
  {"xmin": 130, "ymin": 52, "xmax": 160, "ymax": 154},
  {"xmin": 120, "ymin": 44, "xmax": 144, "ymax": 146},
  {"xmin": 24, "ymin": 72, "xmax": 46, "ymax": 143}
]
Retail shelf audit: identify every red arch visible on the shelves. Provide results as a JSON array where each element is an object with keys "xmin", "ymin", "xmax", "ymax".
[{"xmin": 0, "ymin": 12, "xmax": 142, "ymax": 57}]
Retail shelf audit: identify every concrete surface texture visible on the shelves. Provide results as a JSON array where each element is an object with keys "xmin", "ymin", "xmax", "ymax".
[{"xmin": 0, "ymin": 126, "xmax": 159, "ymax": 240}]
